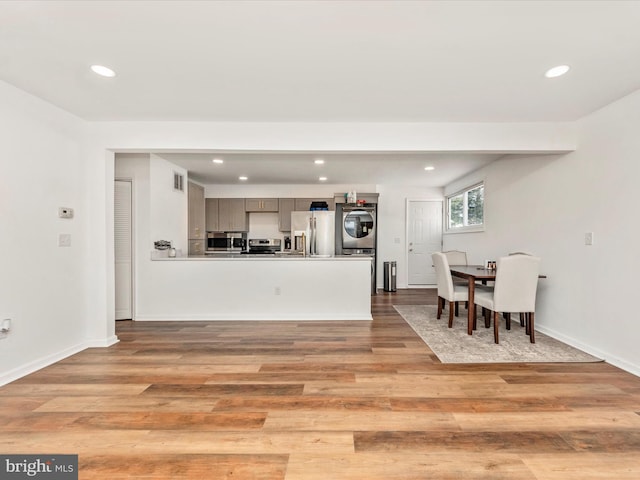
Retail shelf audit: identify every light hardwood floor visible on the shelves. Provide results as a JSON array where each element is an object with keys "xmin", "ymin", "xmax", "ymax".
[{"xmin": 1, "ymin": 289, "xmax": 640, "ymax": 479}]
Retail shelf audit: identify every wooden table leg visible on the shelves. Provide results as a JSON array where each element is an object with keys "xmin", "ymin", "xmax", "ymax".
[{"xmin": 467, "ymin": 278, "xmax": 475, "ymax": 335}]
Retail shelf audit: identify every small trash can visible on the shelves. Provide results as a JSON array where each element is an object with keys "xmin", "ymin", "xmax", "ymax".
[{"xmin": 383, "ymin": 261, "xmax": 397, "ymax": 292}]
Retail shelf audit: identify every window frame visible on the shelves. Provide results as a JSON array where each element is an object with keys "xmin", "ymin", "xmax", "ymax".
[{"xmin": 445, "ymin": 182, "xmax": 485, "ymax": 234}]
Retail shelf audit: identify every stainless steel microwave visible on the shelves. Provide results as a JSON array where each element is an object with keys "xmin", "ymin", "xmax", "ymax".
[{"xmin": 206, "ymin": 232, "xmax": 247, "ymax": 252}]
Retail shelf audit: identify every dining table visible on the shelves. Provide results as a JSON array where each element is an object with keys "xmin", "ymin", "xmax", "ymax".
[
  {"xmin": 449, "ymin": 265, "xmax": 497, "ymax": 335},
  {"xmin": 450, "ymin": 265, "xmax": 547, "ymax": 335}
]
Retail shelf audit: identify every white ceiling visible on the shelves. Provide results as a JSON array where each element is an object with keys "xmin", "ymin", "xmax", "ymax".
[
  {"xmin": 2, "ymin": 1, "xmax": 639, "ymax": 185},
  {"xmin": 155, "ymin": 151, "xmax": 502, "ymax": 186}
]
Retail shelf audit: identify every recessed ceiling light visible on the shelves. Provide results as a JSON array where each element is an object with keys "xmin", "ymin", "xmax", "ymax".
[
  {"xmin": 424, "ymin": 166, "xmax": 435, "ymax": 171},
  {"xmin": 545, "ymin": 65, "xmax": 570, "ymax": 78},
  {"xmin": 314, "ymin": 159, "xmax": 325, "ymax": 165},
  {"xmin": 212, "ymin": 158, "xmax": 224, "ymax": 164},
  {"xmin": 239, "ymin": 176, "xmax": 248, "ymax": 181},
  {"xmin": 90, "ymin": 64, "xmax": 116, "ymax": 77},
  {"xmin": 319, "ymin": 176, "xmax": 328, "ymax": 181}
]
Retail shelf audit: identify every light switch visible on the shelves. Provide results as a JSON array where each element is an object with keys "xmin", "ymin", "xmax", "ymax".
[
  {"xmin": 58, "ymin": 234, "xmax": 71, "ymax": 247},
  {"xmin": 584, "ymin": 232, "xmax": 593, "ymax": 246}
]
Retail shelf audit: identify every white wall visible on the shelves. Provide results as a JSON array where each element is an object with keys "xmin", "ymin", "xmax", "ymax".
[
  {"xmin": 376, "ymin": 184, "xmax": 444, "ymax": 288},
  {"xmin": 0, "ymin": 81, "xmax": 103, "ymax": 385},
  {"xmin": 443, "ymin": 89, "xmax": 640, "ymax": 376},
  {"xmin": 114, "ymin": 153, "xmax": 151, "ymax": 321},
  {"xmin": 149, "ymin": 154, "xmax": 188, "ymax": 252}
]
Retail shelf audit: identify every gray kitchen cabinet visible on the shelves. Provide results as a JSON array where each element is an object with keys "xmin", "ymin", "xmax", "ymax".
[
  {"xmin": 295, "ymin": 197, "xmax": 335, "ymax": 211},
  {"xmin": 188, "ymin": 239, "xmax": 205, "ymax": 255},
  {"xmin": 218, "ymin": 198, "xmax": 248, "ymax": 231},
  {"xmin": 245, "ymin": 198, "xmax": 279, "ymax": 212},
  {"xmin": 205, "ymin": 198, "xmax": 219, "ymax": 231},
  {"xmin": 278, "ymin": 198, "xmax": 295, "ymax": 232},
  {"xmin": 188, "ymin": 181, "xmax": 205, "ymax": 240}
]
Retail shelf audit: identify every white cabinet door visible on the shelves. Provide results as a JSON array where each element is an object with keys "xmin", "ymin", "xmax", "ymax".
[{"xmin": 407, "ymin": 200, "xmax": 442, "ymax": 285}]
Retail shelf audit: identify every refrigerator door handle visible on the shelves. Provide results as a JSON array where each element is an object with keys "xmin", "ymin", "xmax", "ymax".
[{"xmin": 310, "ymin": 216, "xmax": 317, "ymax": 256}]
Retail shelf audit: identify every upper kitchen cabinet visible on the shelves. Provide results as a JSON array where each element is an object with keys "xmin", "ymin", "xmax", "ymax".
[
  {"xmin": 205, "ymin": 198, "xmax": 219, "ymax": 232},
  {"xmin": 245, "ymin": 198, "xmax": 279, "ymax": 212},
  {"xmin": 218, "ymin": 198, "xmax": 248, "ymax": 232},
  {"xmin": 187, "ymin": 181, "xmax": 205, "ymax": 240},
  {"xmin": 295, "ymin": 198, "xmax": 335, "ymax": 211},
  {"xmin": 278, "ymin": 198, "xmax": 295, "ymax": 232}
]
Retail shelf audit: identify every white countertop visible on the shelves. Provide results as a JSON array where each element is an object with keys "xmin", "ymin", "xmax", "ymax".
[{"xmin": 152, "ymin": 251, "xmax": 372, "ymax": 261}]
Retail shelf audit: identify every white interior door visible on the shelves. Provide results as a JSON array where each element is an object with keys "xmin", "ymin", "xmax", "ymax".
[
  {"xmin": 114, "ymin": 180, "xmax": 133, "ymax": 320},
  {"xmin": 407, "ymin": 200, "xmax": 442, "ymax": 285}
]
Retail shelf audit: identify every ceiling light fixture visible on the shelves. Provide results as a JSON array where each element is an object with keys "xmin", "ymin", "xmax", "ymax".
[
  {"xmin": 545, "ymin": 64, "xmax": 570, "ymax": 78},
  {"xmin": 314, "ymin": 159, "xmax": 325, "ymax": 165},
  {"xmin": 212, "ymin": 158, "xmax": 224, "ymax": 164},
  {"xmin": 424, "ymin": 166, "xmax": 435, "ymax": 171},
  {"xmin": 239, "ymin": 176, "xmax": 248, "ymax": 181},
  {"xmin": 90, "ymin": 64, "xmax": 116, "ymax": 77},
  {"xmin": 319, "ymin": 176, "xmax": 327, "ymax": 181}
]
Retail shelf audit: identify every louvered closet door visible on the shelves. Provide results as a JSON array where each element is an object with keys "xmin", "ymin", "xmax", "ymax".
[{"xmin": 114, "ymin": 180, "xmax": 133, "ymax": 320}]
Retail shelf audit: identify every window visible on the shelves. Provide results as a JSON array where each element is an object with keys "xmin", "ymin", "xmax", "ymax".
[{"xmin": 446, "ymin": 183, "xmax": 484, "ymax": 231}]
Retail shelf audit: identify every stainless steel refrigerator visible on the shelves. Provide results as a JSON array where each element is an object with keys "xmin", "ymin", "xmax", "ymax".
[{"xmin": 291, "ymin": 211, "xmax": 335, "ymax": 257}]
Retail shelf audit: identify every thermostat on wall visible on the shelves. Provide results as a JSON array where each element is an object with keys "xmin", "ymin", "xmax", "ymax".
[{"xmin": 58, "ymin": 207, "xmax": 74, "ymax": 219}]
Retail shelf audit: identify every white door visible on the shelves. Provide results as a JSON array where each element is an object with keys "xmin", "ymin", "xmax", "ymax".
[
  {"xmin": 407, "ymin": 200, "xmax": 442, "ymax": 285},
  {"xmin": 114, "ymin": 180, "xmax": 133, "ymax": 320}
]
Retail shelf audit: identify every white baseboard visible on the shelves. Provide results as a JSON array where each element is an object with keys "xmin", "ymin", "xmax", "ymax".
[
  {"xmin": 0, "ymin": 342, "xmax": 86, "ymax": 387},
  {"xmin": 0, "ymin": 335, "xmax": 120, "ymax": 386},
  {"xmin": 536, "ymin": 324, "xmax": 640, "ymax": 378},
  {"xmin": 134, "ymin": 314, "xmax": 372, "ymax": 321},
  {"xmin": 84, "ymin": 335, "xmax": 120, "ymax": 348}
]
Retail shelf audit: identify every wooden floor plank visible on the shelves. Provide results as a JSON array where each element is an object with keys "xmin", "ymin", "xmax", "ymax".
[
  {"xmin": 285, "ymin": 453, "xmax": 537, "ymax": 480},
  {"xmin": 79, "ymin": 454, "xmax": 288, "ymax": 480}
]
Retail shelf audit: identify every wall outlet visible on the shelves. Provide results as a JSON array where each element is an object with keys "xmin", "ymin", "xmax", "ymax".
[
  {"xmin": 274, "ymin": 286, "xmax": 281, "ymax": 296},
  {"xmin": 58, "ymin": 233, "xmax": 71, "ymax": 247},
  {"xmin": 584, "ymin": 232, "xmax": 594, "ymax": 246},
  {"xmin": 0, "ymin": 318, "xmax": 11, "ymax": 339},
  {"xmin": 58, "ymin": 207, "xmax": 74, "ymax": 219}
]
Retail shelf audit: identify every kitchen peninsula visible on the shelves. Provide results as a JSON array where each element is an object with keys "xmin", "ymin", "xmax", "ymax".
[{"xmin": 144, "ymin": 253, "xmax": 372, "ymax": 321}]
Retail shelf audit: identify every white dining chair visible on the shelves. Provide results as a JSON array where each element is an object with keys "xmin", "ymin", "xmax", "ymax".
[
  {"xmin": 442, "ymin": 250, "xmax": 468, "ymax": 266},
  {"xmin": 432, "ymin": 252, "xmax": 469, "ymax": 328},
  {"xmin": 442, "ymin": 250, "xmax": 469, "ymax": 308},
  {"xmin": 473, "ymin": 254, "xmax": 541, "ymax": 343},
  {"xmin": 508, "ymin": 251, "xmax": 533, "ymax": 327}
]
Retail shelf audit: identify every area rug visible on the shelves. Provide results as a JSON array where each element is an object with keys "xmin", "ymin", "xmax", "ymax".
[{"xmin": 394, "ymin": 304, "xmax": 602, "ymax": 364}]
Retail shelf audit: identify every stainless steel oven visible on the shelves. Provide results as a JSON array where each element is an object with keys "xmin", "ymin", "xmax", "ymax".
[{"xmin": 206, "ymin": 232, "xmax": 247, "ymax": 253}]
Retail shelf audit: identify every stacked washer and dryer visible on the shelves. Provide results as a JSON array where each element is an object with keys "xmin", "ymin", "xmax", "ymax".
[{"xmin": 335, "ymin": 195, "xmax": 378, "ymax": 294}]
